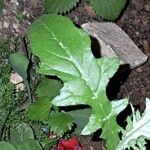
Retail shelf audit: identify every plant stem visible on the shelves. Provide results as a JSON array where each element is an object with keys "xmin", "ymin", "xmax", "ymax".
[
  {"xmin": 25, "ymin": 80, "xmax": 32, "ymax": 103},
  {"xmin": 0, "ymin": 109, "xmax": 12, "ymax": 140}
]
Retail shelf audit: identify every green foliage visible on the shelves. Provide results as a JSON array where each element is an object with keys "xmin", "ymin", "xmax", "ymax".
[
  {"xmin": 9, "ymin": 53, "xmax": 29, "ymax": 80},
  {"xmin": 26, "ymin": 77, "xmax": 73, "ymax": 137},
  {"xmin": 116, "ymin": 98, "xmax": 150, "ymax": 150},
  {"xmin": 0, "ymin": 123, "xmax": 42, "ymax": 150},
  {"xmin": 0, "ymin": 0, "xmax": 4, "ymax": 13},
  {"xmin": 0, "ymin": 63, "xmax": 23, "ymax": 140},
  {"xmin": 0, "ymin": 141, "xmax": 16, "ymax": 150},
  {"xmin": 35, "ymin": 78, "xmax": 63, "ymax": 99},
  {"xmin": 44, "ymin": 0, "xmax": 80, "ymax": 14},
  {"xmin": 29, "ymin": 14, "xmax": 129, "ymax": 149},
  {"xmin": 26, "ymin": 97, "xmax": 52, "ymax": 121},
  {"xmin": 43, "ymin": 0, "xmax": 127, "ymax": 21},
  {"xmin": 89, "ymin": 0, "xmax": 127, "ymax": 20},
  {"xmin": 67, "ymin": 108, "xmax": 91, "ymax": 134},
  {"xmin": 9, "ymin": 123, "xmax": 34, "ymax": 146},
  {"xmin": 47, "ymin": 112, "xmax": 73, "ymax": 136},
  {"xmin": 0, "ymin": 39, "xmax": 13, "ymax": 64},
  {"xmin": 41, "ymin": 138, "xmax": 57, "ymax": 150}
]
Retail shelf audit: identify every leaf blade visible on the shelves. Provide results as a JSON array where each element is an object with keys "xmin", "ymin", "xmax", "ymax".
[
  {"xmin": 29, "ymin": 14, "xmax": 124, "ymax": 149},
  {"xmin": 44, "ymin": 0, "xmax": 80, "ymax": 14},
  {"xmin": 89, "ymin": 0, "xmax": 127, "ymax": 20},
  {"xmin": 9, "ymin": 53, "xmax": 29, "ymax": 80},
  {"xmin": 26, "ymin": 97, "xmax": 52, "ymax": 121},
  {"xmin": 117, "ymin": 98, "xmax": 150, "ymax": 150},
  {"xmin": 47, "ymin": 112, "xmax": 74, "ymax": 136}
]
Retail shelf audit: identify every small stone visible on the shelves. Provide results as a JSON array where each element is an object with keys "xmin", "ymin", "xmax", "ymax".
[
  {"xmin": 2, "ymin": 9, "xmax": 7, "ymax": 14},
  {"xmin": 144, "ymin": 3, "xmax": 150, "ymax": 12},
  {"xmin": 10, "ymin": 72, "xmax": 25, "ymax": 91},
  {"xmin": 10, "ymin": 0, "xmax": 19, "ymax": 5},
  {"xmin": 13, "ymin": 23, "xmax": 19, "ymax": 32},
  {"xmin": 3, "ymin": 21, "xmax": 9, "ymax": 28},
  {"xmin": 0, "ymin": 22, "xmax": 2, "ymax": 29}
]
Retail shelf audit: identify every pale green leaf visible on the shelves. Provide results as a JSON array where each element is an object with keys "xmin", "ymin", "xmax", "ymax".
[
  {"xmin": 116, "ymin": 98, "xmax": 150, "ymax": 150},
  {"xmin": 35, "ymin": 78, "xmax": 63, "ymax": 99},
  {"xmin": 0, "ymin": 141, "xmax": 16, "ymax": 150},
  {"xmin": 111, "ymin": 98, "xmax": 128, "ymax": 115},
  {"xmin": 9, "ymin": 53, "xmax": 29, "ymax": 80},
  {"xmin": 67, "ymin": 108, "xmax": 91, "ymax": 134},
  {"xmin": 29, "ymin": 14, "xmax": 123, "ymax": 149},
  {"xmin": 26, "ymin": 97, "xmax": 52, "ymax": 121},
  {"xmin": 9, "ymin": 123, "xmax": 34, "ymax": 147},
  {"xmin": 46, "ymin": 112, "xmax": 73, "ymax": 136},
  {"xmin": 16, "ymin": 139, "xmax": 42, "ymax": 150},
  {"xmin": 44, "ymin": 0, "xmax": 79, "ymax": 14},
  {"xmin": 89, "ymin": 0, "xmax": 127, "ymax": 20}
]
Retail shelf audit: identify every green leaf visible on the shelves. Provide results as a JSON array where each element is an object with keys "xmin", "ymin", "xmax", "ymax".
[
  {"xmin": 47, "ymin": 112, "xmax": 73, "ymax": 136},
  {"xmin": 36, "ymin": 78, "xmax": 63, "ymax": 99},
  {"xmin": 9, "ymin": 53, "xmax": 29, "ymax": 80},
  {"xmin": 29, "ymin": 14, "xmax": 124, "ymax": 149},
  {"xmin": 44, "ymin": 0, "xmax": 79, "ymax": 14},
  {"xmin": 41, "ymin": 138, "xmax": 57, "ymax": 150},
  {"xmin": 89, "ymin": 0, "xmax": 127, "ymax": 20},
  {"xmin": 111, "ymin": 98, "xmax": 128, "ymax": 115},
  {"xmin": 67, "ymin": 108, "xmax": 91, "ymax": 134},
  {"xmin": 116, "ymin": 98, "xmax": 150, "ymax": 150},
  {"xmin": 0, "ymin": 141, "xmax": 16, "ymax": 150},
  {"xmin": 26, "ymin": 97, "xmax": 52, "ymax": 121},
  {"xmin": 16, "ymin": 139, "xmax": 42, "ymax": 150},
  {"xmin": 9, "ymin": 123, "xmax": 34, "ymax": 147}
]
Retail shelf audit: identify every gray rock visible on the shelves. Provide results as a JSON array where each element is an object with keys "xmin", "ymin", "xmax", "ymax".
[{"xmin": 82, "ymin": 22, "xmax": 148, "ymax": 69}]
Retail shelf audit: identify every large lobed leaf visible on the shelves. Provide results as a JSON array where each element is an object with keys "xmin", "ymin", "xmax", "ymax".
[
  {"xmin": 44, "ymin": 0, "xmax": 79, "ymax": 14},
  {"xmin": 29, "ymin": 14, "xmax": 127, "ymax": 149},
  {"xmin": 116, "ymin": 98, "xmax": 150, "ymax": 150},
  {"xmin": 89, "ymin": 0, "xmax": 127, "ymax": 21}
]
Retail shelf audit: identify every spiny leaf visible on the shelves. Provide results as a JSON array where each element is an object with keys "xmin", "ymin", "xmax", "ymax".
[
  {"xmin": 89, "ymin": 0, "xmax": 127, "ymax": 20},
  {"xmin": 29, "ymin": 14, "xmax": 126, "ymax": 149},
  {"xmin": 35, "ymin": 78, "xmax": 63, "ymax": 99},
  {"xmin": 26, "ymin": 97, "xmax": 52, "ymax": 121},
  {"xmin": 46, "ymin": 112, "xmax": 74, "ymax": 136},
  {"xmin": 9, "ymin": 53, "xmax": 29, "ymax": 80},
  {"xmin": 44, "ymin": 0, "xmax": 79, "ymax": 14},
  {"xmin": 116, "ymin": 98, "xmax": 150, "ymax": 150}
]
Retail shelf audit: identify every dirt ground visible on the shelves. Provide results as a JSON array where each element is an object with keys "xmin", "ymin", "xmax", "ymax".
[{"xmin": 0, "ymin": 0, "xmax": 150, "ymax": 149}]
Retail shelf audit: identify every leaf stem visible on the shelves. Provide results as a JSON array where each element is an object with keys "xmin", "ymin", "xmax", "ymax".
[
  {"xmin": 25, "ymin": 80, "xmax": 32, "ymax": 103},
  {"xmin": 0, "ymin": 108, "xmax": 12, "ymax": 140}
]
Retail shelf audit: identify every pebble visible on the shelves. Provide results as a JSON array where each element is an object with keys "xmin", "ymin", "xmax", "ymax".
[
  {"xmin": 13, "ymin": 23, "xmax": 19, "ymax": 32},
  {"xmin": 0, "ymin": 22, "xmax": 2, "ymax": 29},
  {"xmin": 10, "ymin": 0, "xmax": 19, "ymax": 5},
  {"xmin": 144, "ymin": 3, "xmax": 150, "ymax": 12},
  {"xmin": 3, "ymin": 21, "xmax": 9, "ymax": 28}
]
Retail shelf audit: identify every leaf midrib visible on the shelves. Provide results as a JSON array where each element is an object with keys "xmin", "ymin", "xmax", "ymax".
[{"xmin": 38, "ymin": 19, "xmax": 97, "ymax": 98}]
